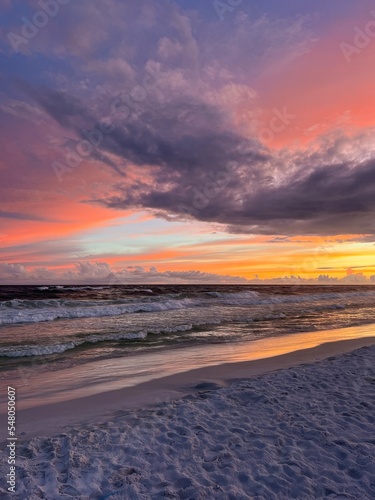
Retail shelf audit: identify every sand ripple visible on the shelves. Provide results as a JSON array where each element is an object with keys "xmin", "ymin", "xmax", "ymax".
[{"xmin": 1, "ymin": 346, "xmax": 375, "ymax": 499}]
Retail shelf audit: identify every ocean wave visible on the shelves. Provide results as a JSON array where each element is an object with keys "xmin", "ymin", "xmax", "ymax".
[
  {"xmin": 0, "ymin": 332, "xmax": 146, "ymax": 358},
  {"xmin": 0, "ymin": 289, "xmax": 374, "ymax": 326},
  {"xmin": 2, "ymin": 341, "xmax": 82, "ymax": 358},
  {"xmin": 59, "ymin": 285, "xmax": 110, "ymax": 291},
  {"xmin": 0, "ymin": 297, "xmax": 200, "ymax": 325},
  {"xmin": 206, "ymin": 290, "xmax": 260, "ymax": 299},
  {"xmin": 35, "ymin": 285, "xmax": 111, "ymax": 292},
  {"xmin": 0, "ymin": 321, "xmax": 217, "ymax": 358},
  {"xmin": 218, "ymin": 290, "xmax": 375, "ymax": 306}
]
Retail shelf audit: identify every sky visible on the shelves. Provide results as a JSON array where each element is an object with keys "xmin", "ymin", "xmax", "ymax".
[{"xmin": 1, "ymin": 0, "xmax": 375, "ymax": 284}]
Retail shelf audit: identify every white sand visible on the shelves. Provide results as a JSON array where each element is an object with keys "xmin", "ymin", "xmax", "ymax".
[
  {"xmin": 2, "ymin": 325, "xmax": 375, "ymax": 444},
  {"xmin": 1, "ymin": 339, "xmax": 375, "ymax": 499}
]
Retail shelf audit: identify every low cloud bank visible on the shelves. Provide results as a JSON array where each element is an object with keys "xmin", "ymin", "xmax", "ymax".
[{"xmin": 1, "ymin": 261, "xmax": 375, "ymax": 285}]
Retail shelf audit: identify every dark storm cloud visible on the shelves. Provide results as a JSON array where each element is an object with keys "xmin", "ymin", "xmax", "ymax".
[
  {"xmin": 20, "ymin": 84, "xmax": 95, "ymax": 130},
  {"xmin": 96, "ymin": 127, "xmax": 375, "ymax": 237},
  {"xmin": 6, "ymin": 0, "xmax": 348, "ymax": 238},
  {"xmin": 20, "ymin": 83, "xmax": 127, "ymax": 176},
  {"xmin": 238, "ymin": 158, "xmax": 375, "ymax": 235},
  {"xmin": 24, "ymin": 84, "xmax": 375, "ymax": 237},
  {"xmin": 88, "ymin": 95, "xmax": 273, "ymax": 216},
  {"xmin": 92, "ymin": 92, "xmax": 375, "ymax": 236}
]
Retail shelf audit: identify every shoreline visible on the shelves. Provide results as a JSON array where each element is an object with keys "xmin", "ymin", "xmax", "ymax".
[
  {"xmin": 2, "ymin": 338, "xmax": 375, "ymax": 498},
  {"xmin": 3, "ymin": 330, "xmax": 375, "ymax": 443}
]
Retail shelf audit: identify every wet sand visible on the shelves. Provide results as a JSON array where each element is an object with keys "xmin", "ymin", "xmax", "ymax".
[
  {"xmin": 1, "ymin": 323, "xmax": 374, "ymax": 442},
  {"xmin": 1, "ymin": 335, "xmax": 374, "ymax": 499}
]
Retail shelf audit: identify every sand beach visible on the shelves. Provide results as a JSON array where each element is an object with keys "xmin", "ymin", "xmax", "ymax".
[{"xmin": 1, "ymin": 328, "xmax": 375, "ymax": 499}]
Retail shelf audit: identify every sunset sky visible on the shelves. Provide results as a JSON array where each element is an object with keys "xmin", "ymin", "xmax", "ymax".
[{"xmin": 1, "ymin": 0, "xmax": 375, "ymax": 284}]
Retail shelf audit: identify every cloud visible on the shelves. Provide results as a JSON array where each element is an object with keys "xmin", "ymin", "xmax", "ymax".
[
  {"xmin": 0, "ymin": 211, "xmax": 53, "ymax": 222},
  {"xmin": 3, "ymin": 0, "xmax": 375, "ymax": 239},
  {"xmin": 21, "ymin": 85, "xmax": 95, "ymax": 130},
  {"xmin": 0, "ymin": 263, "xmax": 55, "ymax": 281},
  {"xmin": 203, "ymin": 11, "xmax": 317, "ymax": 80},
  {"xmin": 0, "ymin": 263, "xmax": 29, "ymax": 279},
  {"xmin": 89, "ymin": 114, "xmax": 375, "ymax": 236},
  {"xmin": 0, "ymin": 260, "xmax": 250, "ymax": 284},
  {"xmin": 107, "ymin": 266, "xmax": 250, "ymax": 284},
  {"xmin": 23, "ymin": 75, "xmax": 375, "ymax": 237},
  {"xmin": 65, "ymin": 262, "xmax": 252, "ymax": 284},
  {"xmin": 73, "ymin": 261, "xmax": 112, "ymax": 279},
  {"xmin": 0, "ymin": 99, "xmax": 46, "ymax": 124},
  {"xmin": 1, "ymin": 260, "xmax": 375, "ymax": 285}
]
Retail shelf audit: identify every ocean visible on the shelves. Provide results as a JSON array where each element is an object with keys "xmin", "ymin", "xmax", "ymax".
[{"xmin": 1, "ymin": 284, "xmax": 375, "ymax": 378}]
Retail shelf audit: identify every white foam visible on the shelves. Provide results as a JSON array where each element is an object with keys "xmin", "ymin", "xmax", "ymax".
[
  {"xmin": 0, "ymin": 297, "xmax": 199, "ymax": 325},
  {"xmin": 1, "ymin": 289, "xmax": 374, "ymax": 326},
  {"xmin": 0, "ymin": 321, "xmax": 218, "ymax": 357}
]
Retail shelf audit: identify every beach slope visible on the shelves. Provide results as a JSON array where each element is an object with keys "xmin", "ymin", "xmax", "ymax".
[{"xmin": 1, "ymin": 342, "xmax": 375, "ymax": 499}]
